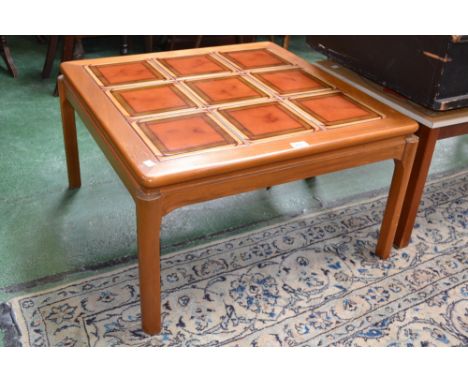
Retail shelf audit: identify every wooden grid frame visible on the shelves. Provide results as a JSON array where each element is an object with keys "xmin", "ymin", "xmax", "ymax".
[
  {"xmin": 184, "ymin": 75, "xmax": 270, "ymax": 106},
  {"xmin": 218, "ymin": 101, "xmax": 314, "ymax": 140},
  {"xmin": 157, "ymin": 53, "xmax": 234, "ymax": 77},
  {"xmin": 290, "ymin": 92, "xmax": 382, "ymax": 127},
  {"xmin": 219, "ymin": 48, "xmax": 292, "ymax": 70},
  {"xmin": 278, "ymin": 98, "xmax": 329, "ymax": 130},
  {"xmin": 251, "ymin": 67, "xmax": 333, "ymax": 95},
  {"xmin": 110, "ymin": 83, "xmax": 198, "ymax": 117},
  {"xmin": 86, "ymin": 65, "xmax": 172, "ymax": 93},
  {"xmin": 89, "ymin": 60, "xmax": 165, "ymax": 86},
  {"xmin": 137, "ymin": 112, "xmax": 239, "ymax": 156}
]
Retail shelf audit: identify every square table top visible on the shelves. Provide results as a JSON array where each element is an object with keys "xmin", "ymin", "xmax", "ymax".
[
  {"xmin": 314, "ymin": 60, "xmax": 468, "ymax": 129},
  {"xmin": 61, "ymin": 42, "xmax": 417, "ymax": 188}
]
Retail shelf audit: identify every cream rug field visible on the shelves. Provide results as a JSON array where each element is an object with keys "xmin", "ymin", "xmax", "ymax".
[{"xmin": 3, "ymin": 171, "xmax": 468, "ymax": 346}]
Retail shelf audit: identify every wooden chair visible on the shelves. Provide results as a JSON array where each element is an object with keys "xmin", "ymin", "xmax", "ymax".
[
  {"xmin": 162, "ymin": 36, "xmax": 247, "ymax": 51},
  {"xmin": 42, "ymin": 36, "xmax": 133, "ymax": 79},
  {"xmin": 270, "ymin": 36, "xmax": 291, "ymax": 49},
  {"xmin": 162, "ymin": 36, "xmax": 204, "ymax": 51},
  {"xmin": 0, "ymin": 36, "xmax": 18, "ymax": 78},
  {"xmin": 42, "ymin": 36, "xmax": 141, "ymax": 95}
]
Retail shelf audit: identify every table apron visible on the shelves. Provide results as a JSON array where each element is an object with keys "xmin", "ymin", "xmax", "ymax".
[
  {"xmin": 159, "ymin": 135, "xmax": 414, "ymax": 215},
  {"xmin": 436, "ymin": 121, "xmax": 468, "ymax": 140}
]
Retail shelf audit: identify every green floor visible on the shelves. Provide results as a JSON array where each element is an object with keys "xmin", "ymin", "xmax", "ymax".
[{"xmin": 1, "ymin": 36, "xmax": 467, "ymax": 345}]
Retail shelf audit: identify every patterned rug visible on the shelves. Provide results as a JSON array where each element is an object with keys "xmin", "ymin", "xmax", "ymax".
[{"xmin": 4, "ymin": 170, "xmax": 468, "ymax": 346}]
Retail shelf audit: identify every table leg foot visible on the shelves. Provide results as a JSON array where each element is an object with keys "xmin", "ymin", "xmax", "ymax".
[
  {"xmin": 394, "ymin": 125, "xmax": 439, "ymax": 248},
  {"xmin": 136, "ymin": 195, "xmax": 162, "ymax": 335},
  {"xmin": 58, "ymin": 76, "xmax": 81, "ymax": 189},
  {"xmin": 375, "ymin": 136, "xmax": 418, "ymax": 259}
]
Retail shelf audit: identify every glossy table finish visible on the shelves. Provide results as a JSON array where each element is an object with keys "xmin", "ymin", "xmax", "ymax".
[{"xmin": 59, "ymin": 42, "xmax": 418, "ymax": 334}]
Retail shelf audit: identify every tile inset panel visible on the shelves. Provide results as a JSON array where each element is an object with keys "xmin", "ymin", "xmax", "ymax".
[
  {"xmin": 186, "ymin": 76, "xmax": 267, "ymax": 105},
  {"xmin": 138, "ymin": 113, "xmax": 236, "ymax": 155},
  {"xmin": 111, "ymin": 84, "xmax": 197, "ymax": 116},
  {"xmin": 252, "ymin": 68, "xmax": 331, "ymax": 95},
  {"xmin": 291, "ymin": 93, "xmax": 380, "ymax": 126},
  {"xmin": 220, "ymin": 49, "xmax": 290, "ymax": 69},
  {"xmin": 219, "ymin": 102, "xmax": 312, "ymax": 140},
  {"xmin": 159, "ymin": 54, "xmax": 232, "ymax": 77},
  {"xmin": 90, "ymin": 61, "xmax": 164, "ymax": 86}
]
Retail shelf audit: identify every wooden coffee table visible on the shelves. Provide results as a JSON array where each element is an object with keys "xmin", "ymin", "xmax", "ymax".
[
  {"xmin": 314, "ymin": 59, "xmax": 468, "ymax": 248},
  {"xmin": 58, "ymin": 42, "xmax": 418, "ymax": 335}
]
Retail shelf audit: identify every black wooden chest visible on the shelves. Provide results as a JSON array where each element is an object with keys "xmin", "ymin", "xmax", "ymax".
[{"xmin": 307, "ymin": 36, "xmax": 468, "ymax": 111}]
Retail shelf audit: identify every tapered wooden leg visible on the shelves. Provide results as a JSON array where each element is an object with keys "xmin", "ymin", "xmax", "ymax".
[
  {"xmin": 58, "ymin": 76, "xmax": 81, "ymax": 189},
  {"xmin": 136, "ymin": 195, "xmax": 163, "ymax": 335},
  {"xmin": 283, "ymin": 35, "xmax": 291, "ymax": 49},
  {"xmin": 375, "ymin": 136, "xmax": 418, "ymax": 259},
  {"xmin": 394, "ymin": 125, "xmax": 439, "ymax": 248},
  {"xmin": 0, "ymin": 36, "xmax": 18, "ymax": 78}
]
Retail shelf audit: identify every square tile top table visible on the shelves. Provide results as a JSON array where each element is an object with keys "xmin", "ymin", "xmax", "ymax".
[
  {"xmin": 59, "ymin": 42, "xmax": 420, "ymax": 335},
  {"xmin": 60, "ymin": 42, "xmax": 417, "ymax": 189}
]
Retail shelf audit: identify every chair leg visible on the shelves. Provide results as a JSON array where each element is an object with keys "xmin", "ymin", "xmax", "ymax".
[
  {"xmin": 36, "ymin": 35, "xmax": 47, "ymax": 44},
  {"xmin": 61, "ymin": 36, "xmax": 76, "ymax": 62},
  {"xmin": 53, "ymin": 36, "xmax": 75, "ymax": 96},
  {"xmin": 283, "ymin": 35, "xmax": 290, "ymax": 49},
  {"xmin": 144, "ymin": 36, "xmax": 153, "ymax": 52},
  {"xmin": 42, "ymin": 35, "xmax": 58, "ymax": 79},
  {"xmin": 73, "ymin": 37, "xmax": 84, "ymax": 59},
  {"xmin": 195, "ymin": 35, "xmax": 203, "ymax": 48},
  {"xmin": 0, "ymin": 36, "xmax": 18, "ymax": 78},
  {"xmin": 235, "ymin": 36, "xmax": 245, "ymax": 44},
  {"xmin": 121, "ymin": 35, "xmax": 129, "ymax": 55},
  {"xmin": 169, "ymin": 36, "xmax": 176, "ymax": 50}
]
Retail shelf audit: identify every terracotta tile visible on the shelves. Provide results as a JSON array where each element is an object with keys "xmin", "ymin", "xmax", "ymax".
[
  {"xmin": 220, "ymin": 49, "xmax": 289, "ymax": 69},
  {"xmin": 253, "ymin": 68, "xmax": 330, "ymax": 94},
  {"xmin": 90, "ymin": 61, "xmax": 163, "ymax": 86},
  {"xmin": 159, "ymin": 54, "xmax": 231, "ymax": 76},
  {"xmin": 139, "ymin": 114, "xmax": 236, "ymax": 155},
  {"xmin": 220, "ymin": 103, "xmax": 311, "ymax": 139},
  {"xmin": 292, "ymin": 93, "xmax": 379, "ymax": 125},
  {"xmin": 186, "ymin": 76, "xmax": 266, "ymax": 105},
  {"xmin": 111, "ymin": 84, "xmax": 196, "ymax": 116}
]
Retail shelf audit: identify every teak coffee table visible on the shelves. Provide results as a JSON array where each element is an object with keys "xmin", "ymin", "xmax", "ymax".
[
  {"xmin": 314, "ymin": 60, "xmax": 468, "ymax": 248},
  {"xmin": 58, "ymin": 42, "xmax": 418, "ymax": 335}
]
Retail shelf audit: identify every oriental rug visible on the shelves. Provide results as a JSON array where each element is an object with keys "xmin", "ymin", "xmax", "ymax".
[{"xmin": 3, "ymin": 170, "xmax": 467, "ymax": 346}]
